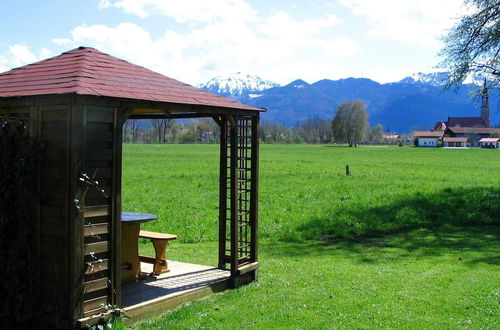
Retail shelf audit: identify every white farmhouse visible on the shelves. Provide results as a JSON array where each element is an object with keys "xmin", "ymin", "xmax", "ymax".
[{"xmin": 413, "ymin": 131, "xmax": 444, "ymax": 147}]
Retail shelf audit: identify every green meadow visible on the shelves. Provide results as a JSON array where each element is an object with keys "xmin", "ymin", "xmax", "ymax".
[{"xmin": 121, "ymin": 144, "xmax": 500, "ymax": 329}]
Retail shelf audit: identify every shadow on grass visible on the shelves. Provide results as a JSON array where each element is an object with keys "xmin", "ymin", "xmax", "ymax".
[
  {"xmin": 271, "ymin": 187, "xmax": 500, "ymax": 264},
  {"xmin": 296, "ymin": 186, "xmax": 500, "ymax": 240},
  {"xmin": 266, "ymin": 225, "xmax": 500, "ymax": 266}
]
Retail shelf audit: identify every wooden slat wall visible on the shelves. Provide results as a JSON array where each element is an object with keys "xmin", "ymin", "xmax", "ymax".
[
  {"xmin": 81, "ymin": 105, "xmax": 117, "ymax": 315},
  {"xmin": 1, "ymin": 97, "xmax": 124, "ymax": 326},
  {"xmin": 38, "ymin": 104, "xmax": 71, "ymax": 321}
]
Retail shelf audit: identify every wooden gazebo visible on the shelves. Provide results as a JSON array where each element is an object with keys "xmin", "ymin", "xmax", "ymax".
[{"xmin": 0, "ymin": 47, "xmax": 262, "ymax": 328}]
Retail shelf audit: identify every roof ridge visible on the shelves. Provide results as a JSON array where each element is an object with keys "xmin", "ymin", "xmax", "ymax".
[{"xmin": 0, "ymin": 47, "xmax": 264, "ymax": 112}]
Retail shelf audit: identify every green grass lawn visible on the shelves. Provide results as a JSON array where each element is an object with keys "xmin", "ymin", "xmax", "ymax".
[{"xmin": 122, "ymin": 144, "xmax": 500, "ymax": 329}]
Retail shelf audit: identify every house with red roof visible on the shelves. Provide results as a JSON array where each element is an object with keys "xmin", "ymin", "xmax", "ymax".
[
  {"xmin": 479, "ymin": 137, "xmax": 500, "ymax": 149},
  {"xmin": 430, "ymin": 81, "xmax": 500, "ymax": 147},
  {"xmin": 433, "ymin": 80, "xmax": 491, "ymax": 133},
  {"xmin": 413, "ymin": 130, "xmax": 444, "ymax": 147},
  {"xmin": 443, "ymin": 136, "xmax": 468, "ymax": 148},
  {"xmin": 445, "ymin": 126, "xmax": 500, "ymax": 146}
]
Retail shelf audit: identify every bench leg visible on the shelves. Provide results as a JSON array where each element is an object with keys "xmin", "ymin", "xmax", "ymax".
[{"xmin": 151, "ymin": 239, "xmax": 169, "ymax": 275}]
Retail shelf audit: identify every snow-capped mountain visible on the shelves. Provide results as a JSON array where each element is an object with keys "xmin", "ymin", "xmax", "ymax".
[
  {"xmin": 199, "ymin": 72, "xmax": 279, "ymax": 97},
  {"xmin": 399, "ymin": 72, "xmax": 449, "ymax": 86},
  {"xmin": 197, "ymin": 71, "xmax": 498, "ymax": 132}
]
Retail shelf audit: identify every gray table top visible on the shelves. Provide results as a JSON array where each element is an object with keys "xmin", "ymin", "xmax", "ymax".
[{"xmin": 121, "ymin": 212, "xmax": 157, "ymax": 223}]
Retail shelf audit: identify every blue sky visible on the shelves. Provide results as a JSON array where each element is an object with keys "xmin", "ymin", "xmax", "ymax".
[{"xmin": 0, "ymin": 0, "xmax": 466, "ymax": 85}]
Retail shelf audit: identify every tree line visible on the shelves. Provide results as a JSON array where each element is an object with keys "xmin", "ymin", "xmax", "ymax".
[
  {"xmin": 124, "ymin": 99, "xmax": 396, "ymax": 145},
  {"xmin": 123, "ymin": 118, "xmax": 220, "ymax": 144},
  {"xmin": 260, "ymin": 99, "xmax": 388, "ymax": 145}
]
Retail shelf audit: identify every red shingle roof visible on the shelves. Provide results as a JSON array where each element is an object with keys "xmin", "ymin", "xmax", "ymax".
[
  {"xmin": 443, "ymin": 137, "xmax": 468, "ymax": 142},
  {"xmin": 479, "ymin": 138, "xmax": 500, "ymax": 143},
  {"xmin": 447, "ymin": 127, "xmax": 500, "ymax": 134},
  {"xmin": 447, "ymin": 117, "xmax": 487, "ymax": 128},
  {"xmin": 0, "ymin": 47, "xmax": 263, "ymax": 112},
  {"xmin": 413, "ymin": 131, "xmax": 444, "ymax": 138}
]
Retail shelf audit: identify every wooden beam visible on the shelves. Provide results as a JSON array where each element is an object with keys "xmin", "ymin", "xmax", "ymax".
[
  {"xmin": 112, "ymin": 106, "xmax": 124, "ymax": 307},
  {"xmin": 69, "ymin": 98, "xmax": 84, "ymax": 323},
  {"xmin": 117, "ymin": 98, "xmax": 263, "ymax": 117},
  {"xmin": 218, "ymin": 118, "xmax": 228, "ymax": 269},
  {"xmin": 84, "ymin": 278, "xmax": 109, "ymax": 294},
  {"xmin": 212, "ymin": 115, "xmax": 224, "ymax": 128},
  {"xmin": 84, "ymin": 223, "xmax": 109, "ymax": 236},
  {"xmin": 84, "ymin": 241, "xmax": 109, "ymax": 255},
  {"xmin": 250, "ymin": 115, "xmax": 259, "ymax": 264},
  {"xmin": 83, "ymin": 205, "xmax": 110, "ymax": 218},
  {"xmin": 237, "ymin": 262, "xmax": 259, "ymax": 275},
  {"xmin": 128, "ymin": 113, "xmax": 215, "ymax": 120},
  {"xmin": 229, "ymin": 118, "xmax": 238, "ymax": 277},
  {"xmin": 227, "ymin": 114, "xmax": 236, "ymax": 128},
  {"xmin": 83, "ymin": 296, "xmax": 108, "ymax": 314},
  {"xmin": 84, "ymin": 259, "xmax": 109, "ymax": 275}
]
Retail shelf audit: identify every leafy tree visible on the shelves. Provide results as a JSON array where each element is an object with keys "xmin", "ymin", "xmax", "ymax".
[
  {"xmin": 294, "ymin": 117, "xmax": 332, "ymax": 143},
  {"xmin": 152, "ymin": 118, "xmax": 171, "ymax": 143},
  {"xmin": 260, "ymin": 121, "xmax": 294, "ymax": 143},
  {"xmin": 367, "ymin": 124, "xmax": 384, "ymax": 143},
  {"xmin": 196, "ymin": 118, "xmax": 219, "ymax": 143},
  {"xmin": 439, "ymin": 0, "xmax": 500, "ymax": 89},
  {"xmin": 331, "ymin": 100, "xmax": 368, "ymax": 147}
]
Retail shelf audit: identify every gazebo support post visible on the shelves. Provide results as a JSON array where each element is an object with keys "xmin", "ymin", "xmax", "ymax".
[
  {"xmin": 249, "ymin": 115, "xmax": 259, "ymax": 275},
  {"xmin": 216, "ymin": 114, "xmax": 259, "ymax": 287},
  {"xmin": 229, "ymin": 116, "xmax": 239, "ymax": 286},
  {"xmin": 218, "ymin": 118, "xmax": 228, "ymax": 270}
]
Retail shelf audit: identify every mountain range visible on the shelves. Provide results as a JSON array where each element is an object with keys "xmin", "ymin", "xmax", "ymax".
[
  {"xmin": 201, "ymin": 72, "xmax": 279, "ymax": 96},
  {"xmin": 199, "ymin": 72, "xmax": 499, "ymax": 133}
]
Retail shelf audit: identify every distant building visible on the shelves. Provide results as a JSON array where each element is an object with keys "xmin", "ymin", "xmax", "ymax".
[
  {"xmin": 428, "ymin": 81, "xmax": 500, "ymax": 147},
  {"xmin": 443, "ymin": 137, "xmax": 468, "ymax": 148},
  {"xmin": 433, "ymin": 121, "xmax": 447, "ymax": 131},
  {"xmin": 479, "ymin": 137, "xmax": 500, "ymax": 149},
  {"xmin": 383, "ymin": 132, "xmax": 400, "ymax": 140},
  {"xmin": 433, "ymin": 80, "xmax": 490, "ymax": 131},
  {"xmin": 445, "ymin": 126, "xmax": 500, "ymax": 146},
  {"xmin": 413, "ymin": 131, "xmax": 444, "ymax": 147}
]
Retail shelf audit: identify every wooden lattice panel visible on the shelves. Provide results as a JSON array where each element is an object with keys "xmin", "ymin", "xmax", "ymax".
[{"xmin": 220, "ymin": 115, "xmax": 258, "ymax": 276}]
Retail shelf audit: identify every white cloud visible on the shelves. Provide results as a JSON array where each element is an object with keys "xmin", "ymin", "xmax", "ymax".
[
  {"xmin": 325, "ymin": 36, "xmax": 360, "ymax": 59},
  {"xmin": 339, "ymin": 0, "xmax": 466, "ymax": 48},
  {"xmin": 53, "ymin": 3, "xmax": 355, "ymax": 85},
  {"xmin": 39, "ymin": 47, "xmax": 51, "ymax": 59},
  {"xmin": 0, "ymin": 57, "xmax": 7, "ymax": 73},
  {"xmin": 0, "ymin": 1, "xmax": 470, "ymax": 85},
  {"xmin": 8, "ymin": 45, "xmax": 38, "ymax": 66},
  {"xmin": 258, "ymin": 11, "xmax": 351, "ymax": 60},
  {"xmin": 109, "ymin": 0, "xmax": 258, "ymax": 23},
  {"xmin": 53, "ymin": 23, "xmax": 188, "ymax": 74},
  {"xmin": 0, "ymin": 45, "xmax": 52, "ymax": 72},
  {"xmin": 262, "ymin": 11, "xmax": 342, "ymax": 39}
]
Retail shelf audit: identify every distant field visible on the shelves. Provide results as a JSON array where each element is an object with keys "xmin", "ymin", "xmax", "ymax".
[
  {"xmin": 123, "ymin": 144, "xmax": 499, "ymax": 242},
  {"xmin": 122, "ymin": 144, "xmax": 500, "ymax": 328}
]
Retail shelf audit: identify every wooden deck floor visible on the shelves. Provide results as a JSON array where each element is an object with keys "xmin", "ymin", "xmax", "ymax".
[{"xmin": 122, "ymin": 261, "xmax": 230, "ymax": 322}]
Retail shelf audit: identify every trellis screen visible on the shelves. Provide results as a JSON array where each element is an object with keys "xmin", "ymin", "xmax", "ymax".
[{"xmin": 219, "ymin": 115, "xmax": 259, "ymax": 277}]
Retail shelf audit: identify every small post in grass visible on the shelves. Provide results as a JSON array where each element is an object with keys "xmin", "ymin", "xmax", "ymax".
[{"xmin": 346, "ymin": 165, "xmax": 351, "ymax": 176}]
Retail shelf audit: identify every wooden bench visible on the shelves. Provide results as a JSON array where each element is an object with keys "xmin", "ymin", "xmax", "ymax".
[{"xmin": 138, "ymin": 230, "xmax": 177, "ymax": 275}]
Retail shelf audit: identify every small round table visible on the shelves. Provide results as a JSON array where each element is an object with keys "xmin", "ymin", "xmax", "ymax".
[{"xmin": 121, "ymin": 212, "xmax": 157, "ymax": 282}]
